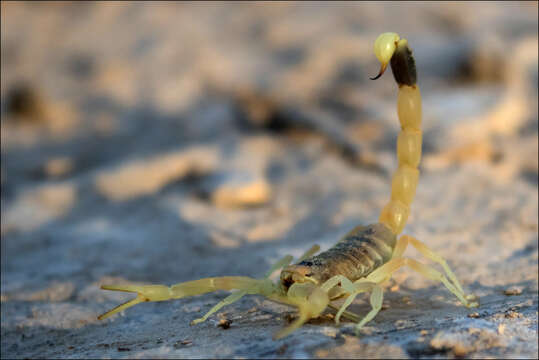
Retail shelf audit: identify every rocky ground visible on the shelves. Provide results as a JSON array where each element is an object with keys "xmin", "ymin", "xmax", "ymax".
[{"xmin": 1, "ymin": 2, "xmax": 538, "ymax": 359}]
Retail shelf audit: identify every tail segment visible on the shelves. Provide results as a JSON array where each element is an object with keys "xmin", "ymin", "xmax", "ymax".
[{"xmin": 371, "ymin": 33, "xmax": 422, "ymax": 235}]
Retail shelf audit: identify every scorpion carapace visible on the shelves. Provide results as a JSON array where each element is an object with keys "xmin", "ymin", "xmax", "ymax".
[
  {"xmin": 98, "ymin": 32, "xmax": 479, "ymax": 339},
  {"xmin": 281, "ymin": 224, "xmax": 396, "ymax": 288}
]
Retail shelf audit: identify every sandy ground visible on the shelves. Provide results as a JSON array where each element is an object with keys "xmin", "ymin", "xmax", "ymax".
[{"xmin": 1, "ymin": 2, "xmax": 538, "ymax": 359}]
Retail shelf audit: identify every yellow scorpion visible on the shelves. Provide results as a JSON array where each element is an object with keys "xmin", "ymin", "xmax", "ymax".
[{"xmin": 98, "ymin": 32, "xmax": 479, "ymax": 339}]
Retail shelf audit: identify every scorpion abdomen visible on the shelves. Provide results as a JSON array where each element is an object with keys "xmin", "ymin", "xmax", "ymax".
[{"xmin": 297, "ymin": 223, "xmax": 396, "ymax": 284}]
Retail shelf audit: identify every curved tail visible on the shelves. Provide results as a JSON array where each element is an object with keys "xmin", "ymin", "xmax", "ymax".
[{"xmin": 371, "ymin": 33, "xmax": 422, "ymax": 235}]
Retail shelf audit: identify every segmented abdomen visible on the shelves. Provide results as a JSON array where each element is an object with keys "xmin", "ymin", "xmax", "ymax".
[{"xmin": 298, "ymin": 223, "xmax": 396, "ymax": 283}]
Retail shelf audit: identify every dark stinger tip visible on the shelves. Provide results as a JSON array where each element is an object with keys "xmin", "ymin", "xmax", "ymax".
[{"xmin": 370, "ymin": 63, "xmax": 387, "ymax": 80}]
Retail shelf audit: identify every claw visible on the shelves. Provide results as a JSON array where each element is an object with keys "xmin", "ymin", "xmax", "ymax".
[
  {"xmin": 273, "ymin": 282, "xmax": 329, "ymax": 339},
  {"xmin": 98, "ymin": 284, "xmax": 171, "ymax": 320},
  {"xmin": 98, "ymin": 297, "xmax": 144, "ymax": 320}
]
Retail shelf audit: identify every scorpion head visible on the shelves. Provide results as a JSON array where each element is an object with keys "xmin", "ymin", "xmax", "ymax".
[
  {"xmin": 275, "ymin": 264, "xmax": 330, "ymax": 339},
  {"xmin": 279, "ymin": 264, "xmax": 318, "ymax": 291}
]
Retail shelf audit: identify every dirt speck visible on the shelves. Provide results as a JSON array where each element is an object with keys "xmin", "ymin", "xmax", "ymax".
[
  {"xmin": 174, "ymin": 340, "xmax": 192, "ymax": 348},
  {"xmin": 218, "ymin": 319, "xmax": 232, "ymax": 329},
  {"xmin": 504, "ymin": 287, "xmax": 523, "ymax": 296}
]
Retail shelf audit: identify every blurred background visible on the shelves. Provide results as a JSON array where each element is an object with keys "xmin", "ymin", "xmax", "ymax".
[{"xmin": 1, "ymin": 2, "xmax": 537, "ymax": 358}]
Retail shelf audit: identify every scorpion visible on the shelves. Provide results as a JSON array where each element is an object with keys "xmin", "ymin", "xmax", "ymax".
[{"xmin": 98, "ymin": 32, "xmax": 479, "ymax": 339}]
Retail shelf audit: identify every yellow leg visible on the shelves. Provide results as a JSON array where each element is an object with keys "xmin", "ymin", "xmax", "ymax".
[
  {"xmin": 297, "ymin": 244, "xmax": 320, "ymax": 263},
  {"xmin": 328, "ymin": 303, "xmax": 360, "ymax": 322},
  {"xmin": 320, "ymin": 274, "xmax": 357, "ymax": 293},
  {"xmin": 191, "ymin": 290, "xmax": 247, "ymax": 325},
  {"xmin": 318, "ymin": 274, "xmax": 370, "ymax": 325},
  {"xmin": 265, "ymin": 254, "xmax": 294, "ymax": 278},
  {"xmin": 392, "ymin": 235, "xmax": 478, "ymax": 306},
  {"xmin": 321, "ymin": 275, "xmax": 383, "ymax": 333},
  {"xmin": 193, "ymin": 253, "xmax": 296, "ymax": 324},
  {"xmin": 401, "ymin": 236, "xmax": 465, "ymax": 293},
  {"xmin": 405, "ymin": 258, "xmax": 476, "ymax": 307},
  {"xmin": 329, "ymin": 253, "xmax": 478, "ymax": 334},
  {"xmin": 365, "ymin": 258, "xmax": 406, "ymax": 283},
  {"xmin": 310, "ymin": 260, "xmax": 400, "ymax": 334},
  {"xmin": 354, "ymin": 285, "xmax": 383, "ymax": 335},
  {"xmin": 316, "ymin": 274, "xmax": 384, "ymax": 329},
  {"xmin": 334, "ymin": 282, "xmax": 376, "ymax": 325},
  {"xmin": 366, "ymin": 256, "xmax": 477, "ymax": 308}
]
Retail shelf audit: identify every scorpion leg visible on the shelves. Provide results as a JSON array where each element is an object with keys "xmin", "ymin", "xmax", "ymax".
[
  {"xmin": 365, "ymin": 257, "xmax": 478, "ymax": 308},
  {"xmin": 297, "ymin": 244, "xmax": 321, "ymax": 263},
  {"xmin": 354, "ymin": 284, "xmax": 384, "ymax": 335},
  {"xmin": 334, "ymin": 282, "xmax": 376, "ymax": 325},
  {"xmin": 404, "ymin": 258, "xmax": 478, "ymax": 307},
  {"xmin": 192, "ymin": 246, "xmax": 320, "ymax": 326},
  {"xmin": 317, "ymin": 275, "xmax": 371, "ymax": 325},
  {"xmin": 191, "ymin": 290, "xmax": 248, "ymax": 325},
  {"xmin": 392, "ymin": 235, "xmax": 479, "ymax": 306},
  {"xmin": 320, "ymin": 274, "xmax": 357, "ymax": 293},
  {"xmin": 192, "ymin": 254, "xmax": 295, "ymax": 325},
  {"xmin": 328, "ymin": 304, "xmax": 360, "ymax": 322},
  {"xmin": 322, "ymin": 277, "xmax": 383, "ymax": 334},
  {"xmin": 264, "ymin": 254, "xmax": 294, "ymax": 278}
]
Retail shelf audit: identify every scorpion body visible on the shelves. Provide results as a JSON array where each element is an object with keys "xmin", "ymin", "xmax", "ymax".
[
  {"xmin": 282, "ymin": 223, "xmax": 396, "ymax": 288},
  {"xmin": 98, "ymin": 33, "xmax": 478, "ymax": 339},
  {"xmin": 281, "ymin": 34, "xmax": 419, "ymax": 288}
]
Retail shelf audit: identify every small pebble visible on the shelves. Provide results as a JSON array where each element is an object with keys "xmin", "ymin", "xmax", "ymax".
[
  {"xmin": 453, "ymin": 343, "xmax": 470, "ymax": 357},
  {"xmin": 468, "ymin": 312, "xmax": 480, "ymax": 318},
  {"xmin": 44, "ymin": 157, "xmax": 73, "ymax": 178},
  {"xmin": 212, "ymin": 178, "xmax": 272, "ymax": 208},
  {"xmin": 174, "ymin": 340, "xmax": 192, "ymax": 348},
  {"xmin": 276, "ymin": 343, "xmax": 288, "ymax": 355},
  {"xmin": 285, "ymin": 313, "xmax": 296, "ymax": 323},
  {"xmin": 505, "ymin": 310, "xmax": 520, "ymax": 319},
  {"xmin": 218, "ymin": 319, "xmax": 232, "ymax": 329},
  {"xmin": 504, "ymin": 287, "xmax": 523, "ymax": 296}
]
